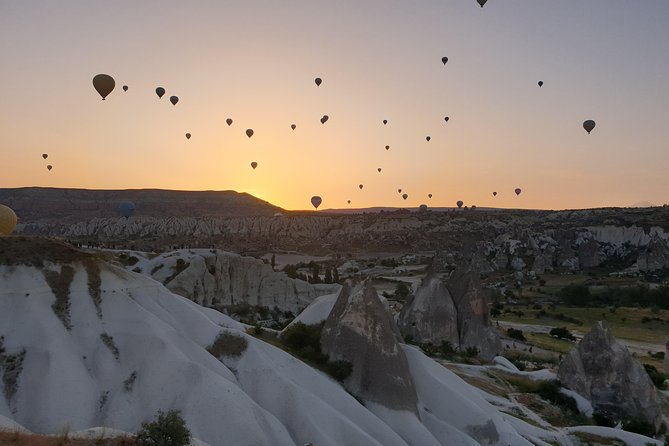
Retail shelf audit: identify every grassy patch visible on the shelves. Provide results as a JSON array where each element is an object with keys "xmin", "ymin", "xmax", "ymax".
[
  {"xmin": 0, "ymin": 336, "xmax": 26, "ymax": 402},
  {"xmin": 99, "ymin": 333, "xmax": 120, "ymax": 360},
  {"xmin": 207, "ymin": 332, "xmax": 248, "ymax": 358},
  {"xmin": 44, "ymin": 265, "xmax": 75, "ymax": 331}
]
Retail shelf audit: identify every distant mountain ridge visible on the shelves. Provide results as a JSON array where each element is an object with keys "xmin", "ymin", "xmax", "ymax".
[{"xmin": 0, "ymin": 187, "xmax": 284, "ymax": 222}]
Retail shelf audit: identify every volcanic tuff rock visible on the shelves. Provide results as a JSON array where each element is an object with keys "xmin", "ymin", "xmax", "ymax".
[
  {"xmin": 557, "ymin": 321, "xmax": 665, "ymax": 430},
  {"xmin": 320, "ymin": 281, "xmax": 419, "ymax": 413},
  {"xmin": 398, "ymin": 270, "xmax": 501, "ymax": 360},
  {"xmin": 123, "ymin": 249, "xmax": 339, "ymax": 313}
]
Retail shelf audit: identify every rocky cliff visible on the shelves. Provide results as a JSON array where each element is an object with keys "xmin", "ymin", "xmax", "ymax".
[
  {"xmin": 398, "ymin": 271, "xmax": 501, "ymax": 360},
  {"xmin": 557, "ymin": 321, "xmax": 665, "ymax": 430},
  {"xmin": 118, "ymin": 249, "xmax": 339, "ymax": 313}
]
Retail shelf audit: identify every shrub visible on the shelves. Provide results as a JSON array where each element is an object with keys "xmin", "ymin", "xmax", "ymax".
[
  {"xmin": 506, "ymin": 328, "xmax": 526, "ymax": 342},
  {"xmin": 325, "ymin": 360, "xmax": 353, "ymax": 382},
  {"xmin": 207, "ymin": 332, "xmax": 248, "ymax": 358},
  {"xmin": 621, "ymin": 416, "xmax": 656, "ymax": 437},
  {"xmin": 395, "ymin": 281, "xmax": 411, "ymax": 299},
  {"xmin": 559, "ymin": 284, "xmax": 591, "ymax": 307},
  {"xmin": 549, "ymin": 327, "xmax": 576, "ymax": 341},
  {"xmin": 593, "ymin": 410, "xmax": 617, "ymax": 428},
  {"xmin": 136, "ymin": 409, "xmax": 191, "ymax": 446},
  {"xmin": 536, "ymin": 380, "xmax": 578, "ymax": 414},
  {"xmin": 643, "ymin": 364, "xmax": 667, "ymax": 390}
]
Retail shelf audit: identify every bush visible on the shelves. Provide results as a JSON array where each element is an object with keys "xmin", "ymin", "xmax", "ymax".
[
  {"xmin": 549, "ymin": 327, "xmax": 576, "ymax": 341},
  {"xmin": 643, "ymin": 364, "xmax": 668, "ymax": 390},
  {"xmin": 559, "ymin": 284, "xmax": 591, "ymax": 307},
  {"xmin": 395, "ymin": 281, "xmax": 411, "ymax": 299},
  {"xmin": 507, "ymin": 328, "xmax": 526, "ymax": 342},
  {"xmin": 207, "ymin": 332, "xmax": 248, "ymax": 358},
  {"xmin": 536, "ymin": 381, "xmax": 579, "ymax": 414},
  {"xmin": 325, "ymin": 360, "xmax": 353, "ymax": 382},
  {"xmin": 593, "ymin": 410, "xmax": 617, "ymax": 428},
  {"xmin": 136, "ymin": 409, "xmax": 191, "ymax": 446},
  {"xmin": 621, "ymin": 416, "xmax": 656, "ymax": 437}
]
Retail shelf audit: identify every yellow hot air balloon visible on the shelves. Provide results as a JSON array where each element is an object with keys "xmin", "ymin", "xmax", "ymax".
[{"xmin": 0, "ymin": 204, "xmax": 18, "ymax": 235}]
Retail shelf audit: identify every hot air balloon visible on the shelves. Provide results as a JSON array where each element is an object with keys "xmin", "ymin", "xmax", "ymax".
[
  {"xmin": 42, "ymin": 154, "xmax": 48, "ymax": 159},
  {"xmin": 169, "ymin": 96, "xmax": 179, "ymax": 106},
  {"xmin": 383, "ymin": 120, "xmax": 388, "ymax": 125},
  {"xmin": 359, "ymin": 184, "xmax": 363, "ymax": 190},
  {"xmin": 402, "ymin": 193, "xmax": 408, "ymax": 200},
  {"xmin": 0, "ymin": 204, "xmax": 18, "ymax": 235},
  {"xmin": 291, "ymin": 124, "xmax": 296, "ymax": 130},
  {"xmin": 477, "ymin": 0, "xmax": 487, "ymax": 6},
  {"xmin": 226, "ymin": 118, "xmax": 233, "ymax": 126},
  {"xmin": 583, "ymin": 120, "xmax": 596, "ymax": 134},
  {"xmin": 314, "ymin": 77, "xmax": 322, "ymax": 87},
  {"xmin": 92, "ymin": 74, "xmax": 115, "ymax": 100},
  {"xmin": 398, "ymin": 189, "xmax": 402, "ymax": 193},
  {"xmin": 419, "ymin": 204, "xmax": 428, "ymax": 212},
  {"xmin": 538, "ymin": 81, "xmax": 544, "ymax": 87},
  {"xmin": 119, "ymin": 201, "xmax": 135, "ymax": 219},
  {"xmin": 441, "ymin": 57, "xmax": 448, "ymax": 65},
  {"xmin": 320, "ymin": 115, "xmax": 329, "ymax": 124},
  {"xmin": 155, "ymin": 87, "xmax": 165, "ymax": 98},
  {"xmin": 515, "ymin": 188, "xmax": 522, "ymax": 196},
  {"xmin": 311, "ymin": 196, "xmax": 322, "ymax": 209},
  {"xmin": 251, "ymin": 162, "xmax": 258, "ymax": 170},
  {"xmin": 122, "ymin": 85, "xmax": 128, "ymax": 92},
  {"xmin": 426, "ymin": 136, "xmax": 431, "ymax": 142},
  {"xmin": 347, "ymin": 200, "xmax": 351, "ymax": 204},
  {"xmin": 457, "ymin": 200, "xmax": 463, "ymax": 208},
  {"xmin": 385, "ymin": 145, "xmax": 390, "ymax": 151},
  {"xmin": 47, "ymin": 165, "xmax": 52, "ymax": 171},
  {"xmin": 246, "ymin": 129, "xmax": 254, "ymax": 138},
  {"xmin": 428, "ymin": 194, "xmax": 433, "ymax": 198},
  {"xmin": 377, "ymin": 168, "xmax": 382, "ymax": 173},
  {"xmin": 493, "ymin": 191, "xmax": 497, "ymax": 196},
  {"xmin": 444, "ymin": 117, "xmax": 450, "ymax": 122},
  {"xmin": 185, "ymin": 133, "xmax": 191, "ymax": 139}
]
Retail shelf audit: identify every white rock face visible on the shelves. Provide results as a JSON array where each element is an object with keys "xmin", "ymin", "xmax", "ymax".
[{"xmin": 122, "ymin": 249, "xmax": 339, "ymax": 312}]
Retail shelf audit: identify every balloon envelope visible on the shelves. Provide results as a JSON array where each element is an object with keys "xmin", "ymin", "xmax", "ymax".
[
  {"xmin": 291, "ymin": 124, "xmax": 296, "ymax": 130},
  {"xmin": 477, "ymin": 0, "xmax": 487, "ymax": 6},
  {"xmin": 42, "ymin": 154, "xmax": 48, "ymax": 159},
  {"xmin": 314, "ymin": 77, "xmax": 322, "ymax": 86},
  {"xmin": 246, "ymin": 129, "xmax": 254, "ymax": 138},
  {"xmin": 426, "ymin": 136, "xmax": 431, "ymax": 142},
  {"xmin": 441, "ymin": 57, "xmax": 448, "ymax": 65},
  {"xmin": 383, "ymin": 120, "xmax": 387, "ymax": 125},
  {"xmin": 428, "ymin": 194, "xmax": 432, "ymax": 198},
  {"xmin": 185, "ymin": 133, "xmax": 191, "ymax": 139},
  {"xmin": 320, "ymin": 115, "xmax": 329, "ymax": 124},
  {"xmin": 457, "ymin": 200, "xmax": 463, "ymax": 208},
  {"xmin": 377, "ymin": 168, "xmax": 382, "ymax": 173},
  {"xmin": 493, "ymin": 191, "xmax": 497, "ymax": 196},
  {"xmin": 385, "ymin": 145, "xmax": 390, "ymax": 150},
  {"xmin": 251, "ymin": 162, "xmax": 258, "ymax": 170},
  {"xmin": 0, "ymin": 204, "xmax": 18, "ymax": 235},
  {"xmin": 583, "ymin": 120, "xmax": 596, "ymax": 134},
  {"xmin": 169, "ymin": 96, "xmax": 179, "ymax": 106},
  {"xmin": 398, "ymin": 189, "xmax": 402, "ymax": 193},
  {"xmin": 402, "ymin": 193, "xmax": 408, "ymax": 200},
  {"xmin": 47, "ymin": 165, "xmax": 52, "ymax": 171},
  {"xmin": 311, "ymin": 196, "xmax": 322, "ymax": 209},
  {"xmin": 515, "ymin": 188, "xmax": 522, "ymax": 196},
  {"xmin": 226, "ymin": 118, "xmax": 233, "ymax": 126},
  {"xmin": 538, "ymin": 81, "xmax": 544, "ymax": 87},
  {"xmin": 119, "ymin": 201, "xmax": 135, "ymax": 219},
  {"xmin": 155, "ymin": 87, "xmax": 165, "ymax": 98},
  {"xmin": 444, "ymin": 117, "xmax": 449, "ymax": 122},
  {"xmin": 92, "ymin": 74, "xmax": 115, "ymax": 100},
  {"xmin": 359, "ymin": 184, "xmax": 363, "ymax": 189},
  {"xmin": 122, "ymin": 85, "xmax": 128, "ymax": 92}
]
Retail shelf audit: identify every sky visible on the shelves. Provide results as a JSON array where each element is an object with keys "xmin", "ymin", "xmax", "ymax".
[{"xmin": 1, "ymin": 1, "xmax": 668, "ymax": 211}]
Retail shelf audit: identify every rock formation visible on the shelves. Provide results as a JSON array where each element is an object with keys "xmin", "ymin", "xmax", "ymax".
[
  {"xmin": 127, "ymin": 249, "xmax": 339, "ymax": 313},
  {"xmin": 557, "ymin": 321, "xmax": 665, "ymax": 430},
  {"xmin": 398, "ymin": 270, "xmax": 501, "ymax": 360},
  {"xmin": 320, "ymin": 281, "xmax": 418, "ymax": 412}
]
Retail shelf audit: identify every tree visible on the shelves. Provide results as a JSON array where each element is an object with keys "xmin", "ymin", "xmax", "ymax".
[
  {"xmin": 136, "ymin": 410, "xmax": 191, "ymax": 446},
  {"xmin": 558, "ymin": 284, "xmax": 591, "ymax": 307},
  {"xmin": 324, "ymin": 267, "xmax": 333, "ymax": 284},
  {"xmin": 333, "ymin": 267, "xmax": 340, "ymax": 283},
  {"xmin": 271, "ymin": 254, "xmax": 276, "ymax": 270},
  {"xmin": 395, "ymin": 281, "xmax": 410, "ymax": 299}
]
